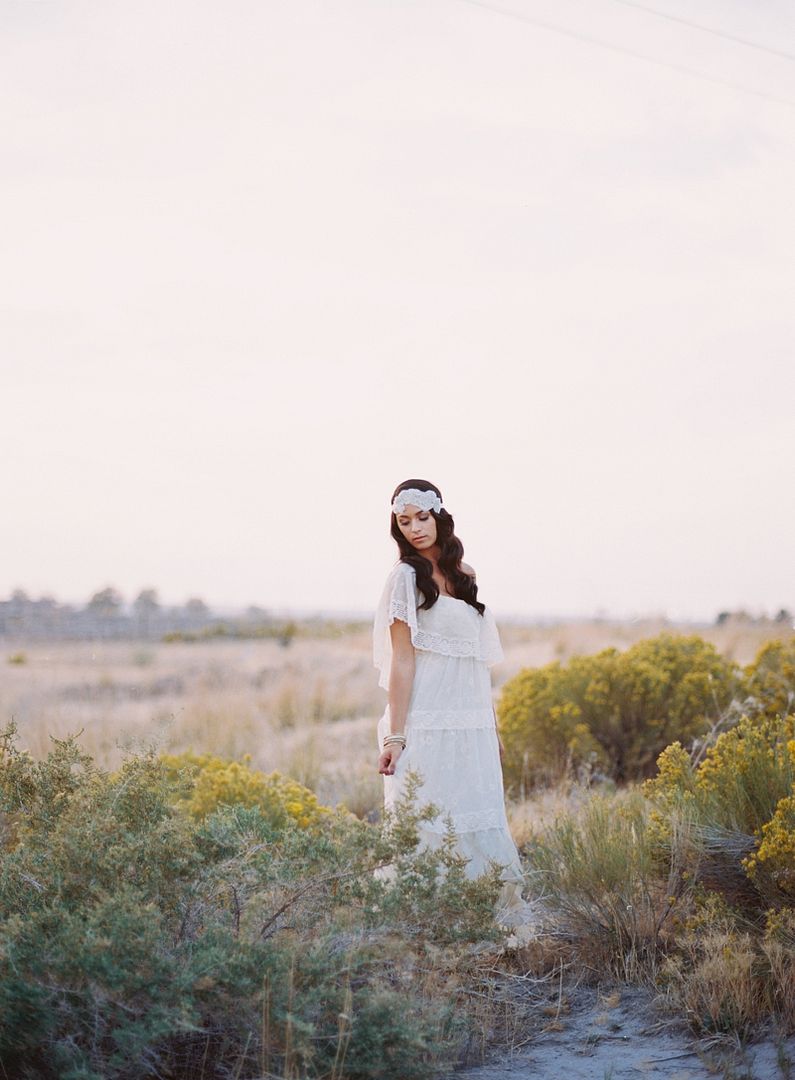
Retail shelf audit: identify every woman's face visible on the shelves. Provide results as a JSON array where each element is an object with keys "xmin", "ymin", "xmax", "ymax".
[{"xmin": 395, "ymin": 503, "xmax": 438, "ymax": 551}]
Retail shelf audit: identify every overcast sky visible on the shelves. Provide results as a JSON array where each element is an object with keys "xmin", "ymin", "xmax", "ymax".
[{"xmin": 2, "ymin": 0, "xmax": 793, "ymax": 621}]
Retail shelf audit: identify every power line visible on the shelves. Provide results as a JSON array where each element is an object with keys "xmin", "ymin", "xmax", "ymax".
[
  {"xmin": 455, "ymin": 0, "xmax": 795, "ymax": 109},
  {"xmin": 607, "ymin": 0, "xmax": 795, "ymax": 65}
]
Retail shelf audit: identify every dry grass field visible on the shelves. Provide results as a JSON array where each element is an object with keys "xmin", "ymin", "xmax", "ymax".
[{"xmin": 2, "ymin": 616, "xmax": 786, "ymax": 822}]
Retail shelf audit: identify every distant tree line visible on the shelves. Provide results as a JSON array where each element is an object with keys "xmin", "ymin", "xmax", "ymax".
[
  {"xmin": 0, "ymin": 587, "xmax": 273, "ymax": 642},
  {"xmin": 715, "ymin": 608, "xmax": 793, "ymax": 627}
]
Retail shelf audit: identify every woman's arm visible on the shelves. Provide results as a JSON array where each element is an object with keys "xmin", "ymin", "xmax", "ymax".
[{"xmin": 378, "ymin": 619, "xmax": 415, "ymax": 776}]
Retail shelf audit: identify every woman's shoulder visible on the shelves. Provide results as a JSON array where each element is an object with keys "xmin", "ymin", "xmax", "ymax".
[
  {"xmin": 388, "ymin": 559, "xmax": 414, "ymax": 575},
  {"xmin": 460, "ymin": 561, "xmax": 476, "ymax": 579},
  {"xmin": 385, "ymin": 560, "xmax": 416, "ymax": 587}
]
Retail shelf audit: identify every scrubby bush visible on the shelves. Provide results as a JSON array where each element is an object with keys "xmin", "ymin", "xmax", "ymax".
[
  {"xmin": 158, "ymin": 749, "xmax": 328, "ymax": 828},
  {"xmin": 745, "ymin": 638, "xmax": 795, "ymax": 720},
  {"xmin": 661, "ymin": 924, "xmax": 761, "ymax": 1037},
  {"xmin": 524, "ymin": 788, "xmax": 692, "ymax": 979},
  {"xmin": 524, "ymin": 702, "xmax": 795, "ymax": 1011},
  {"xmin": 748, "ymin": 794, "xmax": 795, "ymax": 902},
  {"xmin": 646, "ymin": 715, "xmax": 795, "ymax": 835},
  {"xmin": 660, "ymin": 899, "xmax": 795, "ymax": 1037},
  {"xmin": 0, "ymin": 721, "xmax": 509, "ymax": 1080},
  {"xmin": 498, "ymin": 633, "xmax": 741, "ymax": 793},
  {"xmin": 643, "ymin": 714, "xmax": 795, "ymax": 914}
]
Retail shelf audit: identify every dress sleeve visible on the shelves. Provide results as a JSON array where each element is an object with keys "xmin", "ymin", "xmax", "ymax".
[
  {"xmin": 478, "ymin": 605, "xmax": 505, "ymax": 667},
  {"xmin": 372, "ymin": 562, "xmax": 419, "ymax": 690}
]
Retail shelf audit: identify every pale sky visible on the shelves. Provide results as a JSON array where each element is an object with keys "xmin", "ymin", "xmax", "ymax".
[{"xmin": 2, "ymin": 0, "xmax": 793, "ymax": 621}]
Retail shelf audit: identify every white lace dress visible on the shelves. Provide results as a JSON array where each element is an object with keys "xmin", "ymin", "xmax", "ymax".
[{"xmin": 373, "ymin": 560, "xmax": 532, "ymax": 928}]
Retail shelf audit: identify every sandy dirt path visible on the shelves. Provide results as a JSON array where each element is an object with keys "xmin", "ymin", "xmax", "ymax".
[{"xmin": 442, "ymin": 985, "xmax": 795, "ymax": 1080}]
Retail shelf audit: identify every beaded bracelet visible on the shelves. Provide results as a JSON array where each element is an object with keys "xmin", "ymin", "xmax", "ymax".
[{"xmin": 383, "ymin": 733, "xmax": 406, "ymax": 749}]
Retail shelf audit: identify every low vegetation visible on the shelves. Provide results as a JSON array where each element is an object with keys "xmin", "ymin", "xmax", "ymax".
[
  {"xmin": 513, "ymin": 637, "xmax": 795, "ymax": 1040},
  {"xmin": 0, "ymin": 723, "xmax": 535, "ymax": 1080},
  {"xmin": 2, "ymin": 632, "xmax": 795, "ymax": 1075},
  {"xmin": 497, "ymin": 632, "xmax": 792, "ymax": 793}
]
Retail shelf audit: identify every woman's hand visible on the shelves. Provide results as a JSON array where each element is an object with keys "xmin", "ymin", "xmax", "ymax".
[{"xmin": 378, "ymin": 745, "xmax": 403, "ymax": 775}]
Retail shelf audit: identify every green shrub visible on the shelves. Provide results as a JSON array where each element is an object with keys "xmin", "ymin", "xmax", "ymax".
[
  {"xmin": 0, "ymin": 722, "xmax": 505, "ymax": 1080},
  {"xmin": 498, "ymin": 633, "xmax": 741, "ymax": 793}
]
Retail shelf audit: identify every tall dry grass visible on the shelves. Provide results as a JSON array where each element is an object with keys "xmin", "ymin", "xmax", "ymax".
[{"xmin": 509, "ymin": 784, "xmax": 695, "ymax": 981}]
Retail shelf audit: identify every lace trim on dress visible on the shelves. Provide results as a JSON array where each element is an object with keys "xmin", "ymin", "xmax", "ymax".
[
  {"xmin": 399, "ymin": 627, "xmax": 481, "ymax": 659},
  {"xmin": 388, "ymin": 599, "xmax": 412, "ymax": 624}
]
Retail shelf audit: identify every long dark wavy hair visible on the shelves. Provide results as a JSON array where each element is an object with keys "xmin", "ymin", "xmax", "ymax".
[{"xmin": 389, "ymin": 478, "xmax": 485, "ymax": 616}]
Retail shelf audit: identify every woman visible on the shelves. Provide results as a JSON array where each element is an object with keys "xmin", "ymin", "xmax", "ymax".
[{"xmin": 373, "ymin": 478, "xmax": 535, "ymax": 931}]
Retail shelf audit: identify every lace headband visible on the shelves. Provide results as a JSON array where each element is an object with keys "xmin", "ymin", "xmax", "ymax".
[{"xmin": 391, "ymin": 488, "xmax": 443, "ymax": 515}]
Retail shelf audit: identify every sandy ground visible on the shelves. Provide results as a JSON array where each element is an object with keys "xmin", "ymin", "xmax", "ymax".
[{"xmin": 443, "ymin": 984, "xmax": 795, "ymax": 1080}]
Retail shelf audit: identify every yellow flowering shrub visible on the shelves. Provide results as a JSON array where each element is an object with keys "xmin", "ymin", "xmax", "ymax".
[
  {"xmin": 745, "ymin": 791, "xmax": 795, "ymax": 899},
  {"xmin": 644, "ymin": 715, "xmax": 795, "ymax": 909},
  {"xmin": 158, "ymin": 751, "xmax": 328, "ymax": 829},
  {"xmin": 642, "ymin": 741, "xmax": 696, "ymax": 806},
  {"xmin": 645, "ymin": 716, "xmax": 795, "ymax": 833},
  {"xmin": 745, "ymin": 639, "xmax": 795, "ymax": 720},
  {"xmin": 497, "ymin": 663, "xmax": 592, "ymax": 792},
  {"xmin": 642, "ymin": 741, "xmax": 699, "ymax": 853},
  {"xmin": 498, "ymin": 633, "xmax": 740, "ymax": 793},
  {"xmin": 764, "ymin": 905, "xmax": 795, "ymax": 947},
  {"xmin": 695, "ymin": 715, "xmax": 795, "ymax": 835}
]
